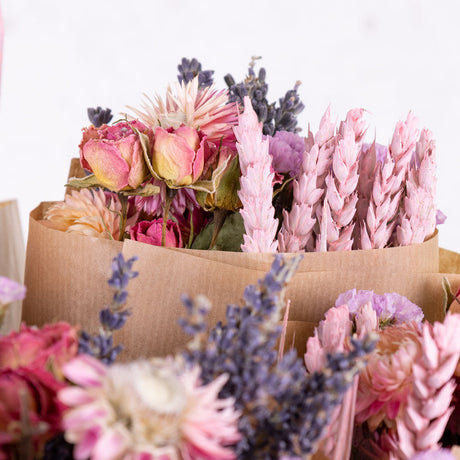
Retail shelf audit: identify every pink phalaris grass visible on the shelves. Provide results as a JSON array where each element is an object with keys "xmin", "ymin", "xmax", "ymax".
[
  {"xmin": 389, "ymin": 112, "xmax": 420, "ymax": 191},
  {"xmin": 360, "ymin": 144, "xmax": 402, "ymax": 249},
  {"xmin": 235, "ymin": 96, "xmax": 278, "ymax": 252},
  {"xmin": 396, "ymin": 129, "xmax": 437, "ymax": 246},
  {"xmin": 394, "ymin": 314, "xmax": 460, "ymax": 459},
  {"xmin": 319, "ymin": 122, "xmax": 360, "ymax": 251},
  {"xmin": 277, "ymin": 143, "xmax": 322, "ymax": 252}
]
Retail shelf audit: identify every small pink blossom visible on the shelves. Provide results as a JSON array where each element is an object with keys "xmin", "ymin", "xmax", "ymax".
[{"xmin": 130, "ymin": 219, "xmax": 183, "ymax": 248}]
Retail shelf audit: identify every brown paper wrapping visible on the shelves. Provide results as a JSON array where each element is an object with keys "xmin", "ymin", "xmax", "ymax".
[
  {"xmin": 22, "ymin": 201, "xmax": 460, "ymax": 360},
  {"xmin": 0, "ymin": 200, "xmax": 25, "ymax": 335}
]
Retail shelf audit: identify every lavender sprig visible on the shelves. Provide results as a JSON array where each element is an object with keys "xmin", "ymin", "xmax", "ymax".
[
  {"xmin": 177, "ymin": 57, "xmax": 214, "ymax": 89},
  {"xmin": 78, "ymin": 253, "xmax": 138, "ymax": 364},
  {"xmin": 87, "ymin": 106, "xmax": 113, "ymax": 127},
  {"xmin": 180, "ymin": 255, "xmax": 374, "ymax": 458}
]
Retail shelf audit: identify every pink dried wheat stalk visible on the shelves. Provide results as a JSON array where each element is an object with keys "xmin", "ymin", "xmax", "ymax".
[
  {"xmin": 319, "ymin": 122, "xmax": 360, "ymax": 251},
  {"xmin": 360, "ymin": 146, "xmax": 402, "ymax": 249},
  {"xmin": 277, "ymin": 143, "xmax": 322, "ymax": 252},
  {"xmin": 394, "ymin": 314, "xmax": 460, "ymax": 459},
  {"xmin": 235, "ymin": 96, "xmax": 278, "ymax": 252},
  {"xmin": 396, "ymin": 129, "xmax": 437, "ymax": 246}
]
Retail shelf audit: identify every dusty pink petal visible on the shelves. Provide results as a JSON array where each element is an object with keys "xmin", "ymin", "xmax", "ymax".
[
  {"xmin": 83, "ymin": 140, "xmax": 130, "ymax": 191},
  {"xmin": 73, "ymin": 425, "xmax": 103, "ymax": 460},
  {"xmin": 305, "ymin": 334, "xmax": 326, "ymax": 372},
  {"xmin": 59, "ymin": 386, "xmax": 96, "ymax": 406},
  {"xmin": 62, "ymin": 402, "xmax": 109, "ymax": 434},
  {"xmin": 91, "ymin": 426, "xmax": 130, "ymax": 460},
  {"xmin": 63, "ymin": 355, "xmax": 107, "ymax": 387}
]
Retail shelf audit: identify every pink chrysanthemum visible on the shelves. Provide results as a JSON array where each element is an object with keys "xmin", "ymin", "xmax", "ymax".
[
  {"xmin": 44, "ymin": 189, "xmax": 125, "ymax": 240},
  {"xmin": 129, "ymin": 78, "xmax": 238, "ymax": 147},
  {"xmin": 59, "ymin": 355, "xmax": 240, "ymax": 460}
]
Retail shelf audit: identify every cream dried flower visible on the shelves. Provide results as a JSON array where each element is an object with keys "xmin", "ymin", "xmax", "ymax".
[{"xmin": 44, "ymin": 189, "xmax": 122, "ymax": 240}]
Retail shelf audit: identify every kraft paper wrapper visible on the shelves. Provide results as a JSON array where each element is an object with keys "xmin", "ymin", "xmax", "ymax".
[
  {"xmin": 0, "ymin": 200, "xmax": 25, "ymax": 335},
  {"xmin": 22, "ymin": 202, "xmax": 460, "ymax": 360}
]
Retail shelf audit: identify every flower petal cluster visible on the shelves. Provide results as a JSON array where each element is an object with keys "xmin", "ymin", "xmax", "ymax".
[
  {"xmin": 44, "ymin": 189, "xmax": 127, "ymax": 240},
  {"xmin": 268, "ymin": 130, "xmax": 305, "ymax": 178},
  {"xmin": 59, "ymin": 355, "xmax": 240, "ymax": 460}
]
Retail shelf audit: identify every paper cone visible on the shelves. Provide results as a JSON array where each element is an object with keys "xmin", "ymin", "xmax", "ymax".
[
  {"xmin": 22, "ymin": 202, "xmax": 455, "ymax": 360},
  {"xmin": 0, "ymin": 200, "xmax": 25, "ymax": 335}
]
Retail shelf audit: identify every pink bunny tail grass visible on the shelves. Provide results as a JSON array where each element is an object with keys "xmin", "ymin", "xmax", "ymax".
[
  {"xmin": 235, "ymin": 96, "xmax": 278, "ymax": 252},
  {"xmin": 394, "ymin": 314, "xmax": 460, "ymax": 459},
  {"xmin": 278, "ymin": 144, "xmax": 323, "ymax": 252},
  {"xmin": 396, "ymin": 129, "xmax": 436, "ymax": 247}
]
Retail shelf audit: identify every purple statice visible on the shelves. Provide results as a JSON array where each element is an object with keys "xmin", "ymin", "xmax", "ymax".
[
  {"xmin": 177, "ymin": 57, "xmax": 214, "ymax": 89},
  {"xmin": 78, "ymin": 253, "xmax": 138, "ymax": 364},
  {"xmin": 87, "ymin": 106, "xmax": 113, "ymax": 127},
  {"xmin": 436, "ymin": 209, "xmax": 447, "ymax": 225},
  {"xmin": 224, "ymin": 57, "xmax": 304, "ymax": 136},
  {"xmin": 335, "ymin": 289, "xmax": 424, "ymax": 326},
  {"xmin": 268, "ymin": 130, "xmax": 305, "ymax": 178},
  {"xmin": 180, "ymin": 255, "xmax": 375, "ymax": 458}
]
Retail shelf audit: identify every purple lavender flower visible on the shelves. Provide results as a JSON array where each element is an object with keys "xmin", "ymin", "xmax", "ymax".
[
  {"xmin": 335, "ymin": 289, "xmax": 424, "ymax": 325},
  {"xmin": 0, "ymin": 276, "xmax": 26, "ymax": 305},
  {"xmin": 79, "ymin": 253, "xmax": 138, "ymax": 364},
  {"xmin": 177, "ymin": 57, "xmax": 214, "ymax": 89},
  {"xmin": 268, "ymin": 130, "xmax": 305, "ymax": 177},
  {"xmin": 87, "ymin": 106, "xmax": 113, "ymax": 127}
]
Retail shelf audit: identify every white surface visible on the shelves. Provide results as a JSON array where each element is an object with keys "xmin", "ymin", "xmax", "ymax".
[{"xmin": 1, "ymin": 0, "xmax": 459, "ymax": 251}]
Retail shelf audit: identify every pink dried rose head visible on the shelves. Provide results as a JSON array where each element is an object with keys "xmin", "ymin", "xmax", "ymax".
[
  {"xmin": 152, "ymin": 125, "xmax": 210, "ymax": 188},
  {"xmin": 355, "ymin": 321, "xmax": 422, "ymax": 431},
  {"xmin": 59, "ymin": 355, "xmax": 240, "ymax": 460},
  {"xmin": 0, "ymin": 321, "xmax": 78, "ymax": 373},
  {"xmin": 44, "ymin": 188, "xmax": 130, "ymax": 240},
  {"xmin": 80, "ymin": 120, "xmax": 152, "ymax": 192},
  {"xmin": 129, "ymin": 219, "xmax": 183, "ymax": 248},
  {"xmin": 0, "ymin": 366, "xmax": 67, "ymax": 456}
]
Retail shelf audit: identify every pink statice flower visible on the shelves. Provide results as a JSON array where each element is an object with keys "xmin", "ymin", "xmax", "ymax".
[
  {"xmin": 59, "ymin": 355, "xmax": 240, "ymax": 460},
  {"xmin": 0, "ymin": 277, "xmax": 26, "ymax": 306},
  {"xmin": 436, "ymin": 209, "xmax": 447, "ymax": 225},
  {"xmin": 267, "ymin": 130, "xmax": 305, "ymax": 178},
  {"xmin": 335, "ymin": 289, "xmax": 424, "ymax": 325}
]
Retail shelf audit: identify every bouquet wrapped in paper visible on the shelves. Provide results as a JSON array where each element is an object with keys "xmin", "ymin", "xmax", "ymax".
[{"xmin": 22, "ymin": 58, "xmax": 460, "ymax": 359}]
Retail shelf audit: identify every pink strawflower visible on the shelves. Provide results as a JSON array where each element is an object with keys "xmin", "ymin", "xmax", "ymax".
[
  {"xmin": 129, "ymin": 78, "xmax": 238, "ymax": 148},
  {"xmin": 235, "ymin": 96, "xmax": 278, "ymax": 252},
  {"xmin": 59, "ymin": 355, "xmax": 240, "ymax": 460},
  {"xmin": 44, "ymin": 189, "xmax": 134, "ymax": 240}
]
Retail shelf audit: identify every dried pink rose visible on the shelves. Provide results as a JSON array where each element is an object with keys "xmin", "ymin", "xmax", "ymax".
[
  {"xmin": 80, "ymin": 120, "xmax": 152, "ymax": 192},
  {"xmin": 129, "ymin": 219, "xmax": 183, "ymax": 248}
]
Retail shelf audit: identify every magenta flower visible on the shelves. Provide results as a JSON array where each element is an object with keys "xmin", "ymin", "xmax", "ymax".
[
  {"xmin": 59, "ymin": 355, "xmax": 240, "ymax": 460},
  {"xmin": 129, "ymin": 219, "xmax": 183, "ymax": 248}
]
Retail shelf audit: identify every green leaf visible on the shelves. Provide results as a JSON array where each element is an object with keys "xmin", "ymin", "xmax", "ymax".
[
  {"xmin": 66, "ymin": 174, "xmax": 105, "ymax": 189},
  {"xmin": 121, "ymin": 183, "xmax": 160, "ymax": 197},
  {"xmin": 192, "ymin": 212, "xmax": 244, "ymax": 252}
]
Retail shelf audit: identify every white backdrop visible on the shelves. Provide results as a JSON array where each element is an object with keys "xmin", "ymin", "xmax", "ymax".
[{"xmin": 1, "ymin": 0, "xmax": 459, "ymax": 251}]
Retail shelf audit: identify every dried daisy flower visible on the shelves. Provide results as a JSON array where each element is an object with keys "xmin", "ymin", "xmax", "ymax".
[
  {"xmin": 59, "ymin": 355, "xmax": 240, "ymax": 460},
  {"xmin": 129, "ymin": 78, "xmax": 238, "ymax": 148},
  {"xmin": 44, "ymin": 189, "xmax": 124, "ymax": 240}
]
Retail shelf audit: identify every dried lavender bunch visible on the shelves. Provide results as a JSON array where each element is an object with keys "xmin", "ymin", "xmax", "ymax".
[
  {"xmin": 78, "ymin": 253, "xmax": 138, "ymax": 364},
  {"xmin": 87, "ymin": 106, "xmax": 113, "ymax": 127},
  {"xmin": 180, "ymin": 255, "xmax": 375, "ymax": 458},
  {"xmin": 177, "ymin": 57, "xmax": 214, "ymax": 89},
  {"xmin": 224, "ymin": 56, "xmax": 304, "ymax": 135}
]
